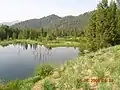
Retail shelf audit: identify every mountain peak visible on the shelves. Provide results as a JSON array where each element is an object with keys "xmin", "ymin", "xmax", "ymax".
[
  {"xmin": 12, "ymin": 11, "xmax": 91, "ymax": 29},
  {"xmin": 50, "ymin": 14, "xmax": 58, "ymax": 16},
  {"xmin": 46, "ymin": 14, "xmax": 61, "ymax": 19}
]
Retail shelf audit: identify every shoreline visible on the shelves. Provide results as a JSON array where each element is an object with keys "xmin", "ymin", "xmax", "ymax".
[{"xmin": 0, "ymin": 39, "xmax": 81, "ymax": 47}]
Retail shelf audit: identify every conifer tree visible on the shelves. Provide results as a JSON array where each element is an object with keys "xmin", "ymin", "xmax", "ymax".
[
  {"xmin": 107, "ymin": 0, "xmax": 117, "ymax": 45},
  {"xmin": 85, "ymin": 11, "xmax": 97, "ymax": 51},
  {"xmin": 85, "ymin": 0, "xmax": 118, "ymax": 51}
]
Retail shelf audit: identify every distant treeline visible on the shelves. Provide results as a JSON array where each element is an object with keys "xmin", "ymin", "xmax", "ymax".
[{"xmin": 0, "ymin": 25, "xmax": 83, "ymax": 41}]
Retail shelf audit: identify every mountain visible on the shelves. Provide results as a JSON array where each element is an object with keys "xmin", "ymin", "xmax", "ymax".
[
  {"xmin": 0, "ymin": 20, "xmax": 20, "ymax": 26},
  {"xmin": 12, "ymin": 12, "xmax": 92, "ymax": 29}
]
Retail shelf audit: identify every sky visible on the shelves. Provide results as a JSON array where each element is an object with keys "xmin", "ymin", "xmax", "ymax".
[{"xmin": 0, "ymin": 0, "xmax": 111, "ymax": 23}]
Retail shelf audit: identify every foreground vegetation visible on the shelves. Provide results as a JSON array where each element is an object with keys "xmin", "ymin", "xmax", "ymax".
[
  {"xmin": 0, "ymin": 44, "xmax": 120, "ymax": 90},
  {"xmin": 0, "ymin": 76, "xmax": 41, "ymax": 90},
  {"xmin": 0, "ymin": 64, "xmax": 54, "ymax": 90},
  {"xmin": 0, "ymin": 38, "xmax": 81, "ymax": 48},
  {"xmin": 33, "ymin": 45, "xmax": 120, "ymax": 90}
]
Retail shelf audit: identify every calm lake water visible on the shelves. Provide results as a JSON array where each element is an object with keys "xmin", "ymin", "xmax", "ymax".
[{"xmin": 0, "ymin": 44, "xmax": 79, "ymax": 81}]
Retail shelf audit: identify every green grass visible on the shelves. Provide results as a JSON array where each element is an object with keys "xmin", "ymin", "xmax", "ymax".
[
  {"xmin": 35, "ymin": 64, "xmax": 54, "ymax": 79},
  {"xmin": 0, "ymin": 39, "xmax": 81, "ymax": 47},
  {"xmin": 39, "ymin": 45, "xmax": 120, "ymax": 90},
  {"xmin": 0, "ymin": 64, "xmax": 55, "ymax": 90},
  {"xmin": 0, "ymin": 76, "xmax": 41, "ymax": 90},
  {"xmin": 41, "ymin": 79, "xmax": 56, "ymax": 90}
]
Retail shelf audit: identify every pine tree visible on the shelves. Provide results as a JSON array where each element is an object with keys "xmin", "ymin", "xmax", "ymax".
[
  {"xmin": 116, "ymin": 0, "xmax": 120, "ymax": 44},
  {"xmin": 106, "ymin": 0, "xmax": 117, "ymax": 45},
  {"xmin": 85, "ymin": 11, "xmax": 97, "ymax": 51},
  {"xmin": 18, "ymin": 31, "xmax": 23, "ymax": 39},
  {"xmin": 12, "ymin": 33, "xmax": 17, "ymax": 39},
  {"xmin": 95, "ymin": 0, "xmax": 109, "ymax": 49},
  {"xmin": 85, "ymin": 0, "xmax": 118, "ymax": 51}
]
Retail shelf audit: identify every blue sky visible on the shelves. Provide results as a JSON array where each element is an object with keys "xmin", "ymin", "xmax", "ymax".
[{"xmin": 0, "ymin": 0, "xmax": 110, "ymax": 23}]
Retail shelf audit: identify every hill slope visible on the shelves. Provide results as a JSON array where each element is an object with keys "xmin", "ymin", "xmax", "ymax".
[
  {"xmin": 12, "ymin": 12, "xmax": 92, "ymax": 29},
  {"xmin": 32, "ymin": 45, "xmax": 120, "ymax": 90}
]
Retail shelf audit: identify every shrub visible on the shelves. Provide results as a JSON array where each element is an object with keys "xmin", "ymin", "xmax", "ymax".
[
  {"xmin": 41, "ymin": 79, "xmax": 56, "ymax": 90},
  {"xmin": 35, "ymin": 64, "xmax": 54, "ymax": 79},
  {"xmin": 0, "ymin": 83, "xmax": 4, "ymax": 90},
  {"xmin": 4, "ymin": 80, "xmax": 21, "ymax": 90}
]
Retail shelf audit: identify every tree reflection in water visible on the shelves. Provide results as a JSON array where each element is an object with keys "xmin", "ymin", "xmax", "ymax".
[{"xmin": 16, "ymin": 43, "xmax": 52, "ymax": 63}]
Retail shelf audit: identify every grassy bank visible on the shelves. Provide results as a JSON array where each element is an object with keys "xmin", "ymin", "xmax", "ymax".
[
  {"xmin": 32, "ymin": 45, "xmax": 120, "ymax": 90},
  {"xmin": 0, "ymin": 76, "xmax": 41, "ymax": 90},
  {"xmin": 0, "ymin": 39, "xmax": 81, "ymax": 47},
  {"xmin": 1, "ymin": 39, "xmax": 120, "ymax": 89},
  {"xmin": 0, "ymin": 45, "xmax": 120, "ymax": 90},
  {"xmin": 0, "ymin": 64, "xmax": 55, "ymax": 90}
]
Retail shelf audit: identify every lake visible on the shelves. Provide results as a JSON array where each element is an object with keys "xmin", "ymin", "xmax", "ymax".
[{"xmin": 0, "ymin": 44, "xmax": 79, "ymax": 81}]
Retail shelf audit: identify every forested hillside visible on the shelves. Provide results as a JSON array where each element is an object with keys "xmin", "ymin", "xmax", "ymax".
[{"xmin": 12, "ymin": 12, "xmax": 92, "ymax": 29}]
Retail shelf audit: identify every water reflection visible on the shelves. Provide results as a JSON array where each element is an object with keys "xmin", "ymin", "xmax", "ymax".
[
  {"xmin": 1, "ymin": 44, "xmax": 79, "ymax": 63},
  {"xmin": 0, "ymin": 44, "xmax": 79, "ymax": 63},
  {"xmin": 16, "ymin": 44, "xmax": 56, "ymax": 63},
  {"xmin": 0, "ymin": 44, "xmax": 79, "ymax": 81}
]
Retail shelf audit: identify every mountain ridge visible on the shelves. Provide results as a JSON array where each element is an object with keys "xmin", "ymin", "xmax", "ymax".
[{"xmin": 12, "ymin": 11, "xmax": 92, "ymax": 29}]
